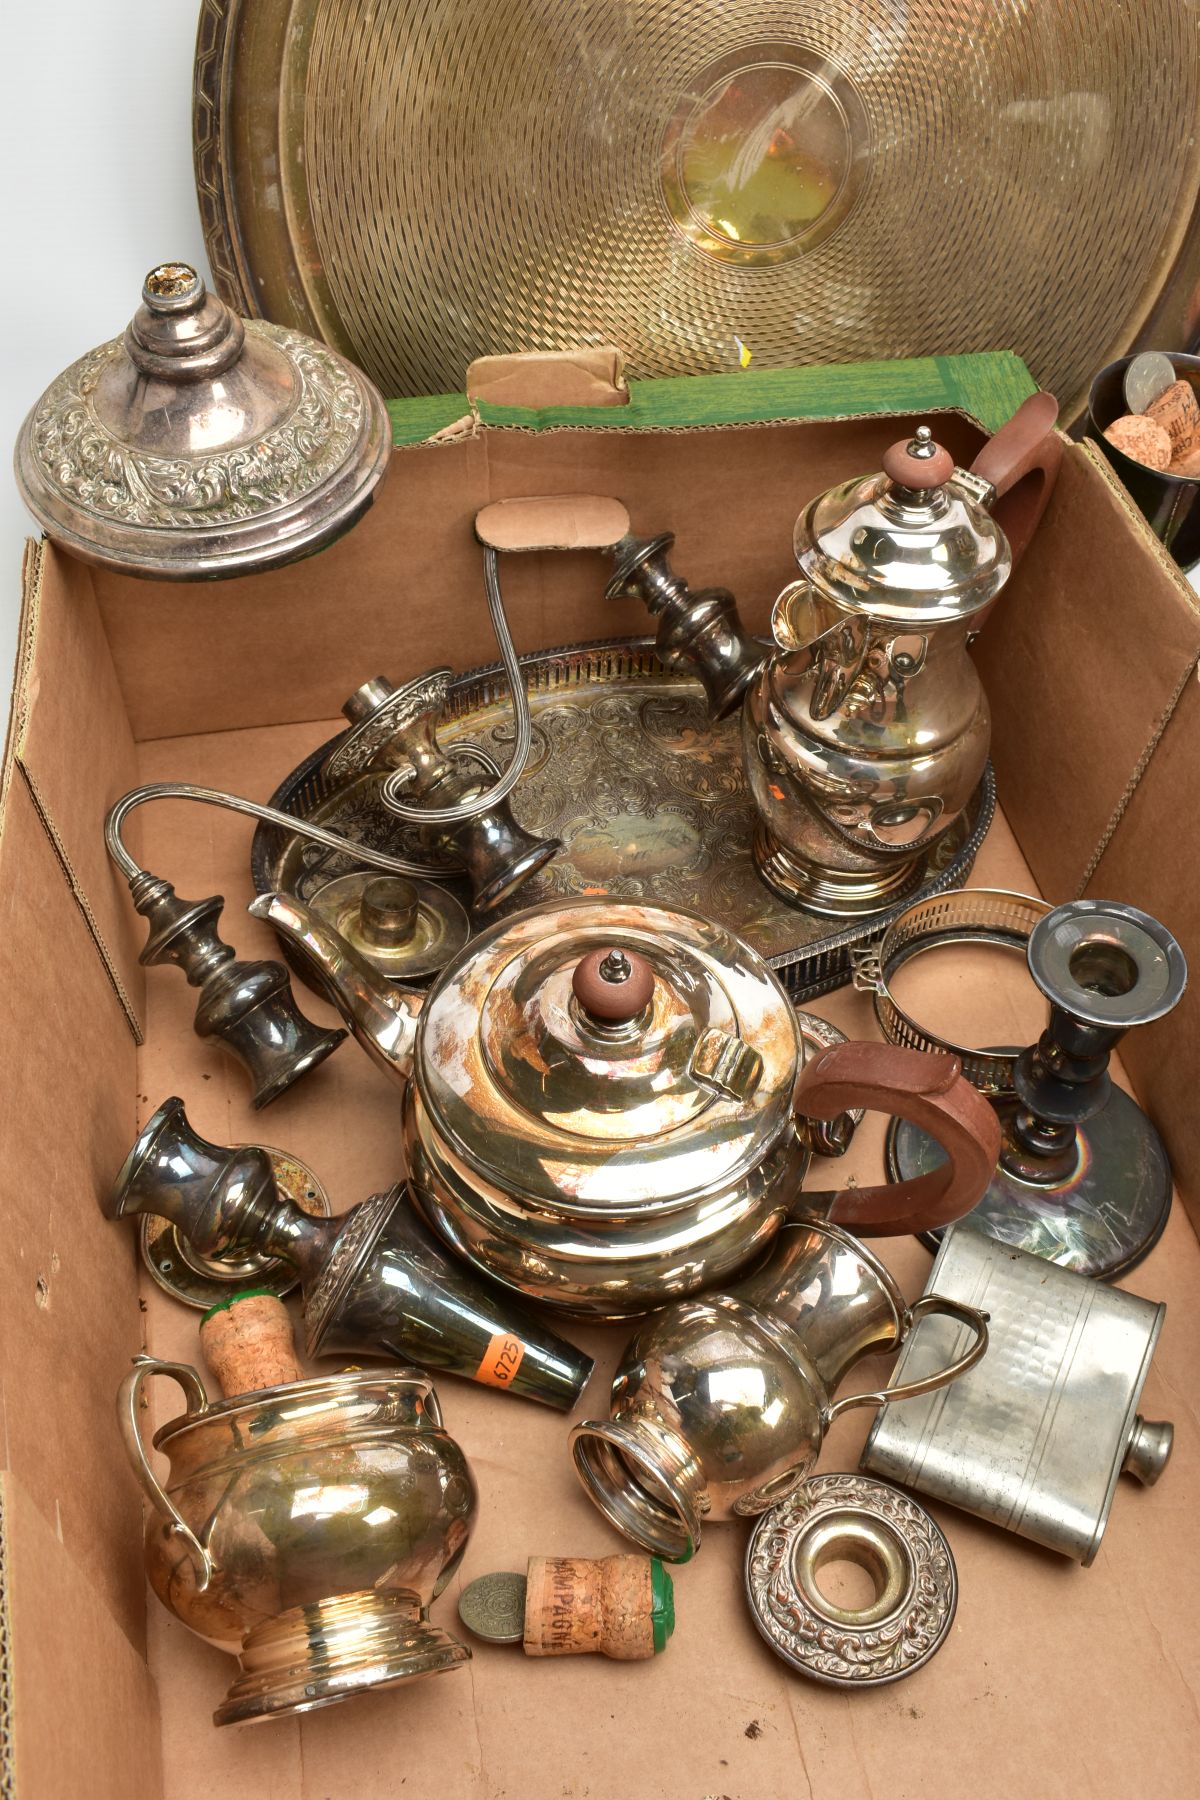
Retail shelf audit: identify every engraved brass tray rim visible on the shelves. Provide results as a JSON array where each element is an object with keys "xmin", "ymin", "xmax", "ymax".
[{"xmin": 250, "ymin": 636, "xmax": 994, "ymax": 1003}]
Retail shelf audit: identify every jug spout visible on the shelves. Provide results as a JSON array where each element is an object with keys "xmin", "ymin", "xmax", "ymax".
[{"xmin": 249, "ymin": 892, "xmax": 423, "ymax": 1085}]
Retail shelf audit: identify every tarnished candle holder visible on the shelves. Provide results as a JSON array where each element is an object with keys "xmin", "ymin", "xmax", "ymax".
[
  {"xmin": 605, "ymin": 531, "xmax": 766, "ymax": 721},
  {"xmin": 108, "ymin": 1097, "xmax": 595, "ymax": 1410},
  {"xmin": 887, "ymin": 899, "xmax": 1188, "ymax": 1277},
  {"xmin": 307, "ymin": 872, "xmax": 470, "ymax": 982},
  {"xmin": 105, "ymin": 781, "xmax": 451, "ymax": 1106},
  {"xmin": 124, "ymin": 869, "xmax": 345, "ymax": 1108},
  {"xmin": 326, "ymin": 672, "xmax": 561, "ymax": 913}
]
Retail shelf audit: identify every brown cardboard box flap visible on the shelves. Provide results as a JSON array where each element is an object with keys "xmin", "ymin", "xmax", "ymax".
[
  {"xmin": 0, "ymin": 774, "xmax": 144, "ymax": 1651},
  {"xmin": 974, "ymin": 441, "xmax": 1200, "ymax": 904},
  {"xmin": 466, "ymin": 346, "xmax": 628, "ymax": 408},
  {"xmin": 1086, "ymin": 669, "xmax": 1200, "ymax": 1199},
  {"xmin": 7, "ymin": 541, "xmax": 144, "ymax": 1036}
]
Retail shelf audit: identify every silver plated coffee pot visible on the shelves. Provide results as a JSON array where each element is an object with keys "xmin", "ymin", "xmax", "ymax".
[{"xmin": 743, "ymin": 393, "xmax": 1062, "ymax": 915}]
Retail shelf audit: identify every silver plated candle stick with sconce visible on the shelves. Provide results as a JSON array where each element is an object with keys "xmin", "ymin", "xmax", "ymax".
[{"xmin": 884, "ymin": 898, "xmax": 1187, "ymax": 1278}]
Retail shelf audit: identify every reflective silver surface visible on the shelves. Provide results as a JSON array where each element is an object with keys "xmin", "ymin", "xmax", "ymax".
[
  {"xmin": 253, "ymin": 891, "xmax": 808, "ymax": 1317},
  {"xmin": 570, "ymin": 1221, "xmax": 988, "ymax": 1558},
  {"xmin": 745, "ymin": 1473, "xmax": 957, "ymax": 1687},
  {"xmin": 108, "ymin": 1098, "xmax": 593, "ymax": 1410},
  {"xmin": 103, "ymin": 780, "xmax": 458, "ymax": 1107},
  {"xmin": 743, "ymin": 443, "xmax": 1005, "ymax": 914},
  {"xmin": 251, "ymin": 636, "xmax": 996, "ymax": 1004},
  {"xmin": 330, "ymin": 671, "xmax": 560, "ymax": 913},
  {"xmin": 15, "ymin": 264, "xmax": 390, "ymax": 579},
  {"xmin": 861, "ymin": 1222, "xmax": 1173, "ymax": 1563},
  {"xmin": 605, "ymin": 530, "xmax": 767, "ymax": 720},
  {"xmin": 252, "ymin": 889, "xmax": 999, "ymax": 1316},
  {"xmin": 119, "ymin": 1357, "xmax": 476, "ymax": 1724},
  {"xmin": 742, "ymin": 402, "xmax": 1058, "ymax": 915}
]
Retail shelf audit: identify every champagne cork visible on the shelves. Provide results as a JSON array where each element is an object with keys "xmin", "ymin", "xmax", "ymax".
[
  {"xmin": 1145, "ymin": 379, "xmax": 1200, "ymax": 456},
  {"xmin": 523, "ymin": 1554, "xmax": 674, "ymax": 1659},
  {"xmin": 1169, "ymin": 442, "xmax": 1200, "ymax": 479},
  {"xmin": 200, "ymin": 1288, "xmax": 304, "ymax": 1397},
  {"xmin": 1103, "ymin": 414, "xmax": 1172, "ymax": 471}
]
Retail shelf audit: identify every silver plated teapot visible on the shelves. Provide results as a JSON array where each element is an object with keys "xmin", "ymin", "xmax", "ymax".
[{"xmin": 252, "ymin": 892, "xmax": 1000, "ymax": 1318}]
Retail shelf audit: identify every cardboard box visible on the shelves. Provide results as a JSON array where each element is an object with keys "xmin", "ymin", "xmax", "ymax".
[{"xmin": 1, "ymin": 356, "xmax": 1197, "ymax": 1798}]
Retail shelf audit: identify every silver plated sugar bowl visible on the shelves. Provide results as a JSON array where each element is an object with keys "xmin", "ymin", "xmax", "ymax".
[
  {"xmin": 743, "ymin": 393, "xmax": 1061, "ymax": 916},
  {"xmin": 15, "ymin": 262, "xmax": 390, "ymax": 578},
  {"xmin": 119, "ymin": 1357, "xmax": 476, "ymax": 1725},
  {"xmin": 251, "ymin": 891, "xmax": 1000, "ymax": 1318}
]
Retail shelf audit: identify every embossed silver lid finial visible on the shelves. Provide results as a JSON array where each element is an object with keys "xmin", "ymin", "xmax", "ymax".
[{"xmin": 14, "ymin": 262, "xmax": 391, "ymax": 580}]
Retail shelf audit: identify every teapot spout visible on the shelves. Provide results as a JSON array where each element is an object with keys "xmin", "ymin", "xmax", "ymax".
[{"xmin": 248, "ymin": 892, "xmax": 423, "ymax": 1085}]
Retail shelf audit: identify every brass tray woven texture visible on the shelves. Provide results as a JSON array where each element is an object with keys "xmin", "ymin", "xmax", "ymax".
[{"xmin": 196, "ymin": 0, "xmax": 1200, "ymax": 418}]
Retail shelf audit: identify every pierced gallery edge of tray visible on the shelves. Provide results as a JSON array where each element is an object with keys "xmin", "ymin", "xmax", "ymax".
[{"xmin": 251, "ymin": 638, "xmax": 995, "ymax": 1002}]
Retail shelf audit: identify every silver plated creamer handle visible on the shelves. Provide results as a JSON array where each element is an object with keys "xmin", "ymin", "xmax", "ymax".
[
  {"xmin": 825, "ymin": 1296, "xmax": 989, "ymax": 1424},
  {"xmin": 117, "ymin": 1354, "xmax": 215, "ymax": 1592}
]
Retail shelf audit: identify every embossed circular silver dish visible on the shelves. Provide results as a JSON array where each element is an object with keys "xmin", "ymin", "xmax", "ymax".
[
  {"xmin": 15, "ymin": 263, "xmax": 390, "ymax": 580},
  {"xmin": 251, "ymin": 639, "xmax": 994, "ymax": 1003},
  {"xmin": 744, "ymin": 1472, "xmax": 957, "ymax": 1688}
]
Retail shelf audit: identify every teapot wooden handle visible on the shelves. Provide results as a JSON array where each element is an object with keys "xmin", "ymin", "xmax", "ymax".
[
  {"xmin": 793, "ymin": 1042, "xmax": 1000, "ymax": 1236},
  {"xmin": 969, "ymin": 389, "xmax": 1062, "ymax": 565}
]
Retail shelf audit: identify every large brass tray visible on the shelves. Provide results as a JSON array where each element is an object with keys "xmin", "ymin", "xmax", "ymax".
[
  {"xmin": 195, "ymin": 0, "xmax": 1200, "ymax": 419},
  {"xmin": 251, "ymin": 639, "xmax": 994, "ymax": 1001}
]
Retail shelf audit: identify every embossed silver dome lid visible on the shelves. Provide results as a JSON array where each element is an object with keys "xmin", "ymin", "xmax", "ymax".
[{"xmin": 14, "ymin": 263, "xmax": 391, "ymax": 579}]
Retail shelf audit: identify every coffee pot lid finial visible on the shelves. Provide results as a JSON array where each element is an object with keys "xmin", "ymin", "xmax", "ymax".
[{"xmin": 881, "ymin": 424, "xmax": 956, "ymax": 491}]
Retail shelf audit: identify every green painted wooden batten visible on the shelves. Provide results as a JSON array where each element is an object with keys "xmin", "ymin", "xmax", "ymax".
[{"xmin": 386, "ymin": 351, "xmax": 1038, "ymax": 447}]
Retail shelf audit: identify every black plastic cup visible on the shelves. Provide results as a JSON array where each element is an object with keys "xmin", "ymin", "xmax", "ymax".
[{"xmin": 1086, "ymin": 352, "xmax": 1200, "ymax": 569}]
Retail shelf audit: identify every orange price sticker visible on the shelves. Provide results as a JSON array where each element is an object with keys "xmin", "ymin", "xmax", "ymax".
[{"xmin": 474, "ymin": 1332, "xmax": 526, "ymax": 1390}]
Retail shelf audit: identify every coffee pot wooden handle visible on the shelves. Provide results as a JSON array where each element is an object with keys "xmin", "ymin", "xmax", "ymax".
[
  {"xmin": 969, "ymin": 389, "xmax": 1062, "ymax": 565},
  {"xmin": 793, "ymin": 1041, "xmax": 1001, "ymax": 1236}
]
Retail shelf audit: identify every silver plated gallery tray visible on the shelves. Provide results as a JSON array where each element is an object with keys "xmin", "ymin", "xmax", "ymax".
[{"xmin": 251, "ymin": 638, "xmax": 994, "ymax": 1002}]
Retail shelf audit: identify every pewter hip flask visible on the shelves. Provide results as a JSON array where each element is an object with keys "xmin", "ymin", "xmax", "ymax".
[{"xmin": 860, "ymin": 1222, "xmax": 1172, "ymax": 1563}]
